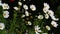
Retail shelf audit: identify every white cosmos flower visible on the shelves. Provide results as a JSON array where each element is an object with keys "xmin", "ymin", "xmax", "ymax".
[
  {"xmin": 0, "ymin": 23, "xmax": 5, "ymax": 30},
  {"xmin": 3, "ymin": 11, "xmax": 9, "ymax": 18},
  {"xmin": 30, "ymin": 4, "xmax": 36, "ymax": 11},
  {"xmin": 45, "ymin": 14, "xmax": 49, "ymax": 19},
  {"xmin": 23, "ymin": 4, "xmax": 28, "ymax": 10},
  {"xmin": 18, "ymin": 2, "xmax": 22, "ymax": 6},
  {"xmin": 28, "ymin": 21, "xmax": 32, "ymax": 25},
  {"xmin": 25, "ymin": 11, "xmax": 29, "ymax": 16},
  {"xmin": 46, "ymin": 25, "xmax": 50, "ymax": 30},
  {"xmin": 38, "ymin": 15, "xmax": 44, "ymax": 19},
  {"xmin": 34, "ymin": 25, "xmax": 42, "ymax": 34},
  {"xmin": 2, "ymin": 3, "xmax": 9, "ymax": 9},
  {"xmin": 13, "ymin": 7, "xmax": 19, "ymax": 10},
  {"xmin": 51, "ymin": 21, "xmax": 58, "ymax": 28}
]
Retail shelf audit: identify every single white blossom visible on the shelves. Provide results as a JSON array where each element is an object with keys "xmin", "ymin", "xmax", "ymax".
[
  {"xmin": 51, "ymin": 21, "xmax": 58, "ymax": 28},
  {"xmin": 23, "ymin": 4, "xmax": 28, "ymax": 10},
  {"xmin": 18, "ymin": 2, "xmax": 22, "ymax": 6},
  {"xmin": 25, "ymin": 11, "xmax": 29, "ymax": 16},
  {"xmin": 34, "ymin": 25, "xmax": 42, "ymax": 34},
  {"xmin": 30, "ymin": 4, "xmax": 36, "ymax": 11},
  {"xmin": 13, "ymin": 7, "xmax": 19, "ymax": 10},
  {"xmin": 2, "ymin": 3, "xmax": 9, "ymax": 9},
  {"xmin": 43, "ymin": 3, "xmax": 50, "ymax": 10},
  {"xmin": 45, "ymin": 14, "xmax": 49, "ymax": 19},
  {"xmin": 46, "ymin": 25, "xmax": 50, "ymax": 30},
  {"xmin": 0, "ymin": 23, "xmax": 5, "ymax": 30},
  {"xmin": 28, "ymin": 21, "xmax": 32, "ymax": 25},
  {"xmin": 3, "ymin": 11, "xmax": 9, "ymax": 18},
  {"xmin": 38, "ymin": 15, "xmax": 44, "ymax": 19}
]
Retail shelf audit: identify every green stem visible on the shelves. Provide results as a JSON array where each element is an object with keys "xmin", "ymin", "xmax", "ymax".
[{"xmin": 9, "ymin": 11, "xmax": 17, "ymax": 34}]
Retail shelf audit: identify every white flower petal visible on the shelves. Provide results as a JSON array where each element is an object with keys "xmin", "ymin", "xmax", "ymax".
[
  {"xmin": 34, "ymin": 25, "xmax": 41, "ymax": 34},
  {"xmin": 36, "ymin": 32, "xmax": 39, "ymax": 34},
  {"xmin": 50, "ymin": 15, "xmax": 59, "ymax": 21}
]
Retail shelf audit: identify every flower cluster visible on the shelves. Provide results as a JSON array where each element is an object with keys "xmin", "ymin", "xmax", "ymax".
[
  {"xmin": 1, "ymin": 3, "xmax": 10, "ymax": 18},
  {"xmin": 0, "ymin": 0, "xmax": 10, "ymax": 30},
  {"xmin": 43, "ymin": 3, "xmax": 59, "ymax": 28},
  {"xmin": 0, "ymin": 0, "xmax": 59, "ymax": 34}
]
